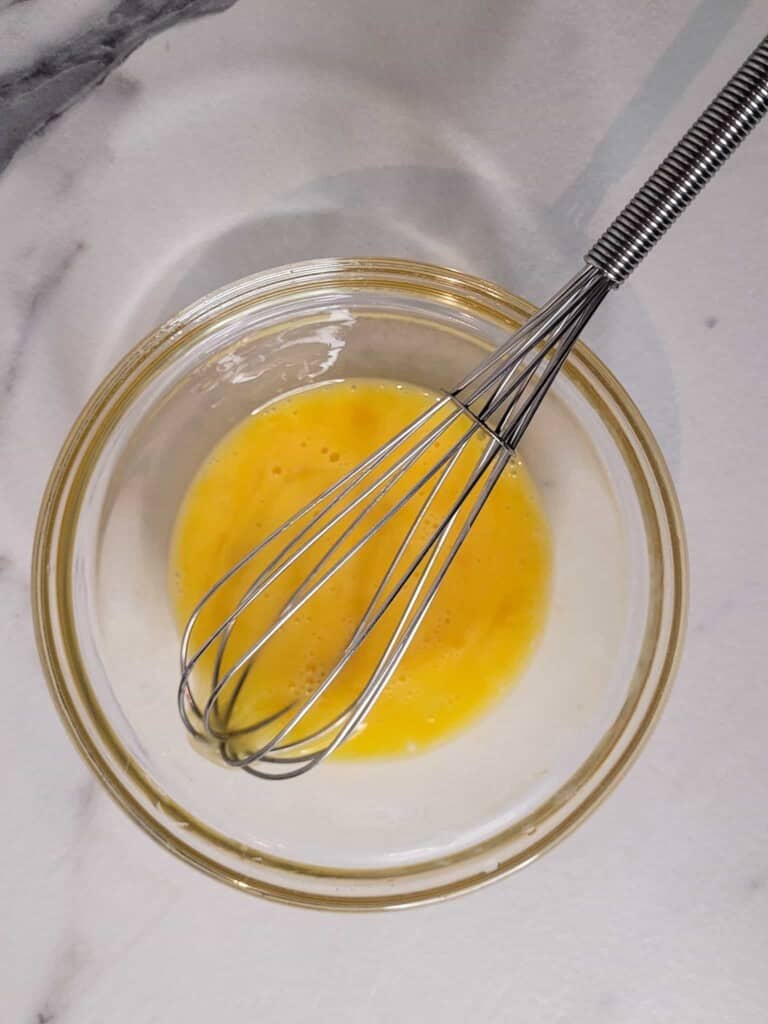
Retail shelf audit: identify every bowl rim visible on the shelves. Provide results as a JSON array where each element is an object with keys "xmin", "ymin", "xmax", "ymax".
[{"xmin": 32, "ymin": 257, "xmax": 688, "ymax": 910}]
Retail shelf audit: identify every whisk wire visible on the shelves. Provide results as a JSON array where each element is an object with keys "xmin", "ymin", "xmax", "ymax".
[{"xmin": 179, "ymin": 272, "xmax": 616, "ymax": 772}]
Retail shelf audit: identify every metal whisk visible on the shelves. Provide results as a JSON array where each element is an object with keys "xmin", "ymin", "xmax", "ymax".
[{"xmin": 179, "ymin": 34, "xmax": 768, "ymax": 778}]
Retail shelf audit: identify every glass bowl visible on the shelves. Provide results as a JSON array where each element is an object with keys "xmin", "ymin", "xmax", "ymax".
[{"xmin": 32, "ymin": 258, "xmax": 687, "ymax": 909}]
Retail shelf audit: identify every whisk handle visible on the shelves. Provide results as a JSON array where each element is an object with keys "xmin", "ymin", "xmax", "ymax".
[{"xmin": 586, "ymin": 34, "xmax": 768, "ymax": 286}]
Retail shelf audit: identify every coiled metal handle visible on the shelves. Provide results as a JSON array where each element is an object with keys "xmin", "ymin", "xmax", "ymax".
[{"xmin": 587, "ymin": 34, "xmax": 768, "ymax": 286}]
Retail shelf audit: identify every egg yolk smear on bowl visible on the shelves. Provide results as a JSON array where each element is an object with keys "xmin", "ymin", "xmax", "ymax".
[{"xmin": 171, "ymin": 379, "xmax": 551, "ymax": 759}]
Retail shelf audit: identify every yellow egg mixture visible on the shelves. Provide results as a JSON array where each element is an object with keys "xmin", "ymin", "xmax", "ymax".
[{"xmin": 171, "ymin": 379, "xmax": 551, "ymax": 759}]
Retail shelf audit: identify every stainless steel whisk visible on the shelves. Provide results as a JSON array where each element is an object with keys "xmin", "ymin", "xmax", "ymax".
[{"xmin": 179, "ymin": 34, "xmax": 768, "ymax": 778}]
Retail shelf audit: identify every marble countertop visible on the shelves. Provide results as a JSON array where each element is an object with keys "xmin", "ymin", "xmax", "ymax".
[{"xmin": 2, "ymin": 1, "xmax": 767, "ymax": 1020}]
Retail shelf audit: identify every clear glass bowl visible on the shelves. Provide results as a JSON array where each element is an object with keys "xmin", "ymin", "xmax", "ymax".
[{"xmin": 32, "ymin": 258, "xmax": 687, "ymax": 909}]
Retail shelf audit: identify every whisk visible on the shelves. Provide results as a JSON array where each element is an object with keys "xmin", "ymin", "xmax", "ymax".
[{"xmin": 179, "ymin": 34, "xmax": 768, "ymax": 778}]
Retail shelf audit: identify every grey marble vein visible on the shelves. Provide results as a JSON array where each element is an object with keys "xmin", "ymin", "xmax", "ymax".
[
  {"xmin": 1, "ymin": 239, "xmax": 86, "ymax": 409},
  {"xmin": 0, "ymin": 0, "xmax": 239, "ymax": 174},
  {"xmin": 32, "ymin": 935, "xmax": 89, "ymax": 1024},
  {"xmin": 73, "ymin": 777, "xmax": 98, "ymax": 826}
]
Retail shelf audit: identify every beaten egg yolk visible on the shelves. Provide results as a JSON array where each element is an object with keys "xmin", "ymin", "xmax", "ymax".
[{"xmin": 171, "ymin": 379, "xmax": 551, "ymax": 760}]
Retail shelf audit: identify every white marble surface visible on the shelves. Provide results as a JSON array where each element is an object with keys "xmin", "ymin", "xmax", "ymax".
[{"xmin": 2, "ymin": 1, "xmax": 767, "ymax": 1020}]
